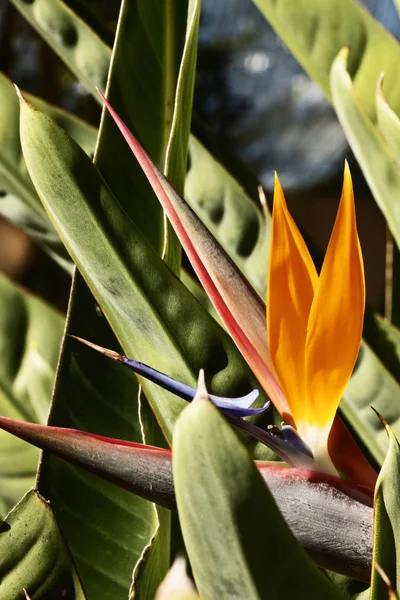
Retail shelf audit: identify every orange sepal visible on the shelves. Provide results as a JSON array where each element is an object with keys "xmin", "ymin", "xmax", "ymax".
[
  {"xmin": 267, "ymin": 174, "xmax": 318, "ymax": 428},
  {"xmin": 304, "ymin": 163, "xmax": 365, "ymax": 432}
]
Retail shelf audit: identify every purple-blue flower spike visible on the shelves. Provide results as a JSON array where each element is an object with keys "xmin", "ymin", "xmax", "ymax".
[
  {"xmin": 281, "ymin": 425, "xmax": 313, "ymax": 457},
  {"xmin": 71, "ymin": 336, "xmax": 269, "ymax": 418},
  {"xmin": 71, "ymin": 337, "xmax": 317, "ymax": 465}
]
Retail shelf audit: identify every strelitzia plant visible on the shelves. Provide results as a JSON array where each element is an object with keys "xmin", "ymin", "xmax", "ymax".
[
  {"xmin": 80, "ymin": 94, "xmax": 374, "ymax": 483},
  {"xmin": 0, "ymin": 89, "xmax": 377, "ymax": 593},
  {"xmin": 68, "ymin": 153, "xmax": 367, "ymax": 478},
  {"xmin": 0, "ymin": 92, "xmax": 377, "ymax": 588},
  {"xmin": 3, "ymin": 0, "xmax": 400, "ymax": 599}
]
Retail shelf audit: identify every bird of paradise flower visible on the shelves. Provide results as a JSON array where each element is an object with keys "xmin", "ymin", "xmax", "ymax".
[{"xmin": 73, "ymin": 91, "xmax": 374, "ymax": 487}]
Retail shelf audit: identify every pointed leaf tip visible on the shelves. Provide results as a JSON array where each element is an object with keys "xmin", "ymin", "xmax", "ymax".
[
  {"xmin": 193, "ymin": 369, "xmax": 208, "ymax": 403},
  {"xmin": 14, "ymin": 85, "xmax": 35, "ymax": 112},
  {"xmin": 371, "ymin": 406, "xmax": 390, "ymax": 436},
  {"xmin": 14, "ymin": 83, "xmax": 23, "ymax": 102},
  {"xmin": 377, "ymin": 72, "xmax": 385, "ymax": 95}
]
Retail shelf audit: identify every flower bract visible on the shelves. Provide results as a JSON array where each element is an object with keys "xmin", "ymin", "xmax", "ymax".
[{"xmin": 267, "ymin": 164, "xmax": 365, "ymax": 472}]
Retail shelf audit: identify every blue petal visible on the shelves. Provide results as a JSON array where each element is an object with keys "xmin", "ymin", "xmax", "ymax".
[
  {"xmin": 218, "ymin": 399, "xmax": 269, "ymax": 417},
  {"xmin": 281, "ymin": 425, "xmax": 313, "ymax": 458},
  {"xmin": 122, "ymin": 358, "xmax": 267, "ymax": 417},
  {"xmin": 72, "ymin": 338, "xmax": 314, "ymax": 467},
  {"xmin": 227, "ymin": 417, "xmax": 315, "ymax": 468}
]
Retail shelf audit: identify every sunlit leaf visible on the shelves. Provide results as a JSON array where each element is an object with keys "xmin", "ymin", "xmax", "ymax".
[
  {"xmin": 370, "ymin": 418, "xmax": 400, "ymax": 599},
  {"xmin": 0, "ymin": 72, "xmax": 96, "ymax": 271},
  {"xmin": 10, "ymin": 0, "xmax": 110, "ymax": 99},
  {"xmin": 0, "ymin": 274, "xmax": 63, "ymax": 517},
  {"xmin": 330, "ymin": 48, "xmax": 400, "ymax": 249},
  {"xmin": 0, "ymin": 490, "xmax": 86, "ymax": 599}
]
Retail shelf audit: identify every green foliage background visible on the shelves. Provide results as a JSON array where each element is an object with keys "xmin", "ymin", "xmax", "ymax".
[{"xmin": 1, "ymin": 0, "xmax": 400, "ymax": 599}]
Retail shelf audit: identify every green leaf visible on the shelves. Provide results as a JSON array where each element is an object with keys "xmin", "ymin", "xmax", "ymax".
[
  {"xmin": 26, "ymin": 2, "xmax": 202, "ymax": 597},
  {"xmin": 10, "ymin": 0, "xmax": 262, "ymax": 283},
  {"xmin": 27, "ymin": 89, "xmax": 97, "ymax": 159},
  {"xmin": 38, "ymin": 277, "xmax": 160, "ymax": 600},
  {"xmin": 0, "ymin": 273, "xmax": 63, "ymax": 517},
  {"xmin": 130, "ymin": 395, "xmax": 172, "ymax": 598},
  {"xmin": 185, "ymin": 136, "xmax": 270, "ymax": 297},
  {"xmin": 341, "ymin": 341, "xmax": 400, "ymax": 466},
  {"xmin": 330, "ymin": 48, "xmax": 400, "ymax": 249},
  {"xmin": 102, "ymin": 96, "xmax": 283, "ymax": 412},
  {"xmin": 376, "ymin": 75, "xmax": 400, "ymax": 159},
  {"xmin": 0, "ymin": 72, "xmax": 96, "ymax": 271},
  {"xmin": 165, "ymin": 0, "xmax": 200, "ymax": 193},
  {"xmin": 250, "ymin": 0, "xmax": 400, "ymax": 249},
  {"xmin": 0, "ymin": 413, "xmax": 374, "ymax": 580},
  {"xmin": 10, "ymin": 0, "xmax": 111, "ymax": 100},
  {"xmin": 163, "ymin": 0, "xmax": 200, "ymax": 269},
  {"xmin": 363, "ymin": 312, "xmax": 400, "ymax": 384},
  {"xmin": 19, "ymin": 99, "xmax": 265, "ymax": 443},
  {"xmin": 173, "ymin": 385, "xmax": 344, "ymax": 599},
  {"xmin": 132, "ymin": 502, "xmax": 172, "ymax": 600},
  {"xmin": 95, "ymin": 0, "xmax": 199, "ymax": 275},
  {"xmin": 180, "ymin": 269, "xmax": 221, "ymax": 325},
  {"xmin": 0, "ymin": 489, "xmax": 86, "ymax": 599},
  {"xmin": 325, "ymin": 572, "xmax": 369, "ymax": 600},
  {"xmin": 177, "ymin": 271, "xmax": 281, "ymax": 461},
  {"xmin": 370, "ymin": 422, "xmax": 400, "ymax": 599},
  {"xmin": 94, "ymin": 0, "xmax": 196, "ymax": 266},
  {"xmin": 11, "ymin": 0, "xmax": 262, "ymax": 282},
  {"xmin": 191, "ymin": 116, "xmax": 263, "ymax": 202},
  {"xmin": 251, "ymin": 0, "xmax": 400, "ymax": 119}
]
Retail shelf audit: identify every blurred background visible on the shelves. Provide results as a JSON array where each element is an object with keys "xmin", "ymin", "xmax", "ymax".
[{"xmin": 0, "ymin": 0, "xmax": 397, "ymax": 313}]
